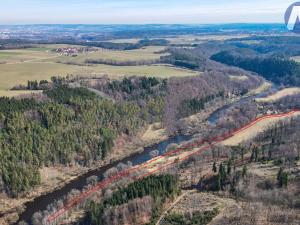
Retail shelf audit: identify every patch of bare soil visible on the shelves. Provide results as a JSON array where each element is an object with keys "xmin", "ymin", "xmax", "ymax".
[
  {"xmin": 256, "ymin": 87, "xmax": 300, "ymax": 103},
  {"xmin": 222, "ymin": 112, "xmax": 300, "ymax": 146},
  {"xmin": 171, "ymin": 190, "xmax": 235, "ymax": 215},
  {"xmin": 210, "ymin": 202, "xmax": 300, "ymax": 225}
]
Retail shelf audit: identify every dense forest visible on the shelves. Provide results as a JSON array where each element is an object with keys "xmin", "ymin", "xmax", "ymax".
[
  {"xmin": 85, "ymin": 58, "xmax": 160, "ymax": 66},
  {"xmin": 83, "ymin": 175, "xmax": 179, "ymax": 225},
  {"xmin": 227, "ymin": 35, "xmax": 300, "ymax": 56},
  {"xmin": 0, "ymin": 84, "xmax": 154, "ymax": 196},
  {"xmin": 161, "ymin": 48, "xmax": 207, "ymax": 70},
  {"xmin": 84, "ymin": 73, "xmax": 262, "ymax": 133},
  {"xmin": 211, "ymin": 51, "xmax": 300, "ymax": 86}
]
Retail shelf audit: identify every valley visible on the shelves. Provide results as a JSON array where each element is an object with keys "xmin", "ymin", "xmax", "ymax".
[{"xmin": 1, "ymin": 25, "xmax": 300, "ymax": 225}]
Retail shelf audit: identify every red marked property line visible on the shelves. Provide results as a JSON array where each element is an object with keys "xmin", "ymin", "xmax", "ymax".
[{"xmin": 45, "ymin": 109, "xmax": 299, "ymax": 224}]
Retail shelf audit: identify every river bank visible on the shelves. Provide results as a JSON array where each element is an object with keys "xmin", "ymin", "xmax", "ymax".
[
  {"xmin": 2, "ymin": 81, "xmax": 274, "ymax": 225},
  {"xmin": 0, "ymin": 124, "xmax": 169, "ymax": 225}
]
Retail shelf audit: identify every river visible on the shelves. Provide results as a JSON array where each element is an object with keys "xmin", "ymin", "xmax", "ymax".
[{"xmin": 15, "ymin": 84, "xmax": 277, "ymax": 224}]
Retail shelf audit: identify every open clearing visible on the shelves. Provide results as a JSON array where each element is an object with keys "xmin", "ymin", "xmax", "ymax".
[
  {"xmin": 229, "ymin": 75, "xmax": 249, "ymax": 81},
  {"xmin": 256, "ymin": 87, "xmax": 300, "ymax": 102},
  {"xmin": 141, "ymin": 123, "xmax": 168, "ymax": 144},
  {"xmin": 248, "ymin": 81, "xmax": 272, "ymax": 95},
  {"xmin": 221, "ymin": 111, "xmax": 300, "ymax": 146},
  {"xmin": 0, "ymin": 45, "xmax": 196, "ymax": 96}
]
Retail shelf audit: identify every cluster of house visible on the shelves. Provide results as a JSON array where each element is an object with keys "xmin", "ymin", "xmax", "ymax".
[{"xmin": 54, "ymin": 47, "xmax": 98, "ymax": 56}]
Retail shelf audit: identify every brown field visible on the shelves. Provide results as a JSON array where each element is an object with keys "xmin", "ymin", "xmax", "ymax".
[
  {"xmin": 256, "ymin": 87, "xmax": 300, "ymax": 102},
  {"xmin": 247, "ymin": 81, "xmax": 272, "ymax": 95},
  {"xmin": 141, "ymin": 123, "xmax": 168, "ymax": 144},
  {"xmin": 221, "ymin": 112, "xmax": 300, "ymax": 146},
  {"xmin": 229, "ymin": 75, "xmax": 249, "ymax": 81}
]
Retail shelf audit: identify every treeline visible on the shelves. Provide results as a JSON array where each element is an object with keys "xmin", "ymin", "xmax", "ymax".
[
  {"xmin": 227, "ymin": 35, "xmax": 300, "ymax": 56},
  {"xmin": 83, "ymin": 175, "xmax": 179, "ymax": 225},
  {"xmin": 180, "ymin": 92, "xmax": 224, "ymax": 117},
  {"xmin": 211, "ymin": 51, "xmax": 300, "ymax": 86},
  {"xmin": 0, "ymin": 39, "xmax": 34, "ymax": 50},
  {"xmin": 0, "ymin": 97, "xmax": 37, "ymax": 115},
  {"xmin": 254, "ymin": 115, "xmax": 300, "ymax": 163},
  {"xmin": 86, "ymin": 39, "xmax": 169, "ymax": 50},
  {"xmin": 85, "ymin": 58, "xmax": 160, "ymax": 66},
  {"xmin": 47, "ymin": 38, "xmax": 169, "ymax": 51},
  {"xmin": 44, "ymin": 86, "xmax": 96, "ymax": 104},
  {"xmin": 161, "ymin": 48, "xmax": 207, "ymax": 70},
  {"xmin": 104, "ymin": 77, "xmax": 167, "ymax": 101},
  {"xmin": 86, "ymin": 77, "xmax": 167, "ymax": 123},
  {"xmin": 164, "ymin": 73, "xmax": 261, "ymax": 133},
  {"xmin": 11, "ymin": 76, "xmax": 72, "ymax": 91}
]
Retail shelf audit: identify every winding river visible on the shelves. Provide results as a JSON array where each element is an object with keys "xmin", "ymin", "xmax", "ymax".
[{"xmin": 15, "ymin": 84, "xmax": 278, "ymax": 224}]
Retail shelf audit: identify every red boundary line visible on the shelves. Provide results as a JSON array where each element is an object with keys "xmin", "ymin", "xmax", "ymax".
[{"xmin": 46, "ymin": 109, "xmax": 299, "ymax": 223}]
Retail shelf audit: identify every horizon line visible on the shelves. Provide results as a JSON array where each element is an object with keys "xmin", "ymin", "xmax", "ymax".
[{"xmin": 0, "ymin": 22, "xmax": 286, "ymax": 26}]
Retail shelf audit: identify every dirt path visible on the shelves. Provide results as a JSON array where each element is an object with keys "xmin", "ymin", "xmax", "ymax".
[
  {"xmin": 5, "ymin": 55, "xmax": 60, "ymax": 65},
  {"xmin": 155, "ymin": 190, "xmax": 193, "ymax": 225}
]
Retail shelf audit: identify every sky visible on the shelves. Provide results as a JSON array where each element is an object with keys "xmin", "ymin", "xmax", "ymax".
[{"xmin": 0, "ymin": 0, "xmax": 297, "ymax": 24}]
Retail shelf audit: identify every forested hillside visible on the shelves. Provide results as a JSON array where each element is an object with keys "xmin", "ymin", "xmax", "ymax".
[
  {"xmin": 0, "ymin": 73, "xmax": 261, "ymax": 197},
  {"xmin": 211, "ymin": 51, "xmax": 300, "ymax": 86},
  {"xmin": 0, "ymin": 85, "xmax": 151, "ymax": 196},
  {"xmin": 83, "ymin": 175, "xmax": 179, "ymax": 225}
]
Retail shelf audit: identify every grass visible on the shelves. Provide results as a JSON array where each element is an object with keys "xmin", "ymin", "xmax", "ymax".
[
  {"xmin": 256, "ymin": 88, "xmax": 300, "ymax": 103},
  {"xmin": 222, "ymin": 112, "xmax": 300, "ymax": 146},
  {"xmin": 52, "ymin": 46, "xmax": 167, "ymax": 64},
  {"xmin": 0, "ymin": 45, "xmax": 197, "ymax": 96},
  {"xmin": 141, "ymin": 123, "xmax": 167, "ymax": 144},
  {"xmin": 229, "ymin": 75, "xmax": 249, "ymax": 81},
  {"xmin": 0, "ymin": 90, "xmax": 42, "ymax": 98},
  {"xmin": 0, "ymin": 48, "xmax": 56, "ymax": 64},
  {"xmin": 248, "ymin": 81, "xmax": 272, "ymax": 95}
]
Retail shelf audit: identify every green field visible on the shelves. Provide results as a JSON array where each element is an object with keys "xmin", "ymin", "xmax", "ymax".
[
  {"xmin": 0, "ymin": 45, "xmax": 197, "ymax": 96},
  {"xmin": 108, "ymin": 35, "xmax": 250, "ymax": 45},
  {"xmin": 52, "ymin": 46, "xmax": 167, "ymax": 64}
]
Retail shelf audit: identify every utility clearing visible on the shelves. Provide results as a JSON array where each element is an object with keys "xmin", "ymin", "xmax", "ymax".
[
  {"xmin": 45, "ymin": 110, "xmax": 300, "ymax": 224},
  {"xmin": 222, "ymin": 111, "xmax": 300, "ymax": 146}
]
